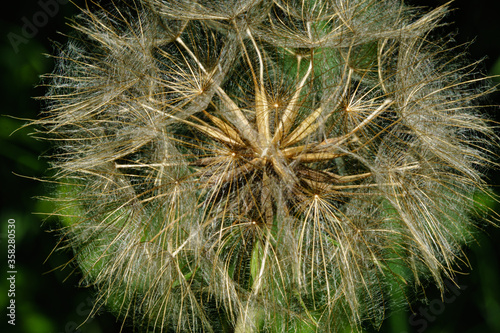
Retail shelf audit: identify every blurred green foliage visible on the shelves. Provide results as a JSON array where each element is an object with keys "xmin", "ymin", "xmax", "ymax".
[{"xmin": 1, "ymin": 1, "xmax": 499, "ymax": 332}]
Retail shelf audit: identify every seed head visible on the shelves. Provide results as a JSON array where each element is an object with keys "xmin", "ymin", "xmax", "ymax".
[{"xmin": 35, "ymin": 0, "xmax": 498, "ymax": 332}]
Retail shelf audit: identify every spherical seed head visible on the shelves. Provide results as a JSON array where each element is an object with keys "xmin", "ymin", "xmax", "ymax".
[{"xmin": 36, "ymin": 0, "xmax": 498, "ymax": 331}]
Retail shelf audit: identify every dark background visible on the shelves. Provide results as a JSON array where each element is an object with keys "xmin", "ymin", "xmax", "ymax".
[{"xmin": 1, "ymin": 1, "xmax": 499, "ymax": 332}]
